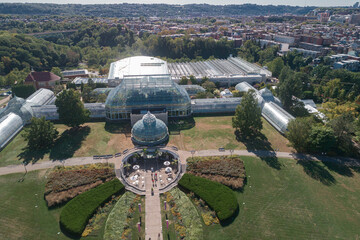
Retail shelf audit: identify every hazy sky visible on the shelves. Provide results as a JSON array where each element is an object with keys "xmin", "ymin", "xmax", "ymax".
[{"xmin": 0, "ymin": 0, "xmax": 356, "ymax": 7}]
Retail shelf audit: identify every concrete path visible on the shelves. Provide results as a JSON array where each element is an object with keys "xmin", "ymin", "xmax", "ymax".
[
  {"xmin": 0, "ymin": 149, "xmax": 359, "ymax": 177},
  {"xmin": 0, "ymin": 156, "xmax": 114, "ymax": 176},
  {"xmin": 144, "ymin": 171, "xmax": 163, "ymax": 240}
]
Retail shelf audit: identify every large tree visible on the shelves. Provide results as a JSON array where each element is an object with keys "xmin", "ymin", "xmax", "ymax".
[
  {"xmin": 55, "ymin": 89, "xmax": 90, "ymax": 128},
  {"xmin": 232, "ymin": 90, "xmax": 262, "ymax": 137},
  {"xmin": 22, "ymin": 117, "xmax": 58, "ymax": 150},
  {"xmin": 286, "ymin": 117, "xmax": 313, "ymax": 152},
  {"xmin": 308, "ymin": 126, "xmax": 337, "ymax": 154},
  {"xmin": 277, "ymin": 66, "xmax": 302, "ymax": 110}
]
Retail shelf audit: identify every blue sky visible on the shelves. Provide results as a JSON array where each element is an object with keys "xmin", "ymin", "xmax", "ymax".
[{"xmin": 0, "ymin": 0, "xmax": 356, "ymax": 7}]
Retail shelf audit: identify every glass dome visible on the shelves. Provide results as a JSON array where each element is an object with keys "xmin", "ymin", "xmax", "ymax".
[
  {"xmin": 105, "ymin": 75, "xmax": 191, "ymax": 120},
  {"xmin": 131, "ymin": 112, "xmax": 169, "ymax": 146}
]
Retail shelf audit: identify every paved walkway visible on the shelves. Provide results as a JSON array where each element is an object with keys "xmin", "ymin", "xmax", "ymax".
[
  {"xmin": 144, "ymin": 171, "xmax": 163, "ymax": 240},
  {"xmin": 0, "ymin": 149, "xmax": 358, "ymax": 177}
]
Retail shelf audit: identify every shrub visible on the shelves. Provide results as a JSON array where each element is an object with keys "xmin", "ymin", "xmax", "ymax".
[
  {"xmin": 60, "ymin": 179, "xmax": 124, "ymax": 237},
  {"xmin": 12, "ymin": 84, "xmax": 36, "ymax": 98},
  {"xmin": 178, "ymin": 174, "xmax": 238, "ymax": 221}
]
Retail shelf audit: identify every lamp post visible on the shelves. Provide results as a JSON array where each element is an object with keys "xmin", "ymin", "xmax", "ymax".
[
  {"xmin": 190, "ymin": 150, "xmax": 195, "ymax": 159},
  {"xmin": 230, "ymin": 149, "xmax": 234, "ymax": 157}
]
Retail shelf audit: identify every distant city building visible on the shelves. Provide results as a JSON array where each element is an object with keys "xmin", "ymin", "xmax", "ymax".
[
  {"xmin": 62, "ymin": 69, "xmax": 89, "ymax": 79},
  {"xmin": 25, "ymin": 71, "xmax": 61, "ymax": 90},
  {"xmin": 274, "ymin": 35, "xmax": 295, "ymax": 46},
  {"xmin": 333, "ymin": 60, "xmax": 360, "ymax": 72}
]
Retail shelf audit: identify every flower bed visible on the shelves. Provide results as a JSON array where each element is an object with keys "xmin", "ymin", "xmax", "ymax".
[
  {"xmin": 178, "ymin": 173, "xmax": 238, "ymax": 221},
  {"xmin": 45, "ymin": 163, "xmax": 115, "ymax": 207},
  {"xmin": 104, "ymin": 192, "xmax": 145, "ymax": 240},
  {"xmin": 60, "ymin": 179, "xmax": 124, "ymax": 237},
  {"xmin": 166, "ymin": 188, "xmax": 203, "ymax": 239},
  {"xmin": 187, "ymin": 155, "xmax": 246, "ymax": 189}
]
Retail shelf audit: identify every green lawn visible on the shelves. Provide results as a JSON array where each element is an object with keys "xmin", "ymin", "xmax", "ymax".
[
  {"xmin": 0, "ymin": 116, "xmax": 290, "ymax": 168},
  {"xmin": 169, "ymin": 116, "xmax": 292, "ymax": 152},
  {"xmin": 203, "ymin": 156, "xmax": 360, "ymax": 240},
  {"xmin": 0, "ymin": 157, "xmax": 359, "ymax": 239},
  {"xmin": 0, "ymin": 170, "xmax": 70, "ymax": 240},
  {"xmin": 0, "ymin": 122, "xmax": 134, "ymax": 167}
]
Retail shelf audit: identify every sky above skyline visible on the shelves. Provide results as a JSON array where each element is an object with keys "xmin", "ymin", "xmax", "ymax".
[{"xmin": 0, "ymin": 0, "xmax": 356, "ymax": 7}]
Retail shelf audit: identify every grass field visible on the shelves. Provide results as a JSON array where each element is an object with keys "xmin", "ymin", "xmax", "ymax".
[
  {"xmin": 169, "ymin": 116, "xmax": 292, "ymax": 152},
  {"xmin": 203, "ymin": 156, "xmax": 360, "ymax": 240},
  {"xmin": 0, "ymin": 156, "xmax": 359, "ymax": 239},
  {"xmin": 0, "ymin": 116, "xmax": 290, "ymax": 167},
  {"xmin": 0, "ymin": 170, "xmax": 70, "ymax": 240},
  {"xmin": 0, "ymin": 122, "xmax": 134, "ymax": 167}
]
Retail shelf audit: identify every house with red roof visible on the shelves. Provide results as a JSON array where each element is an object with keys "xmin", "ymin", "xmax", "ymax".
[{"xmin": 25, "ymin": 71, "xmax": 61, "ymax": 90}]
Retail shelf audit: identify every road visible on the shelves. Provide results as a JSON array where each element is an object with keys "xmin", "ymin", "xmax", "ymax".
[{"xmin": 0, "ymin": 95, "xmax": 10, "ymax": 107}]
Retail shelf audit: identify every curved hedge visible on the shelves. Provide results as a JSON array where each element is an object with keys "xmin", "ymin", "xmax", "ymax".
[
  {"xmin": 60, "ymin": 178, "xmax": 124, "ymax": 237},
  {"xmin": 178, "ymin": 173, "xmax": 238, "ymax": 221}
]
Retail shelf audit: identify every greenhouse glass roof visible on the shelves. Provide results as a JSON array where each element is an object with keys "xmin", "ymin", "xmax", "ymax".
[
  {"xmin": 0, "ymin": 113, "xmax": 24, "ymax": 148},
  {"xmin": 105, "ymin": 75, "xmax": 190, "ymax": 109}
]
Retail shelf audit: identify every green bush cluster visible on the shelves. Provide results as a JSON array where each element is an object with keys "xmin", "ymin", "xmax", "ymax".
[
  {"xmin": 178, "ymin": 173, "xmax": 238, "ymax": 221},
  {"xmin": 59, "ymin": 179, "xmax": 124, "ymax": 237}
]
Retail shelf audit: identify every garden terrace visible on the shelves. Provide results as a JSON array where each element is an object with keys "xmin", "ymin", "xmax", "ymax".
[{"xmin": 120, "ymin": 148, "xmax": 181, "ymax": 194}]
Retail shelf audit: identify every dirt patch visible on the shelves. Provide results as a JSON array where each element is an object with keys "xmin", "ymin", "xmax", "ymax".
[
  {"xmin": 194, "ymin": 122, "xmax": 232, "ymax": 131},
  {"xmin": 106, "ymin": 133, "xmax": 134, "ymax": 153}
]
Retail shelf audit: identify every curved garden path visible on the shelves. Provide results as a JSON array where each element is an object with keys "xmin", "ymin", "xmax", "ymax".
[{"xmin": 0, "ymin": 149, "xmax": 358, "ymax": 176}]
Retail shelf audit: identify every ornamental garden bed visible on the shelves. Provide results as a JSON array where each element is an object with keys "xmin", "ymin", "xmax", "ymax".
[
  {"xmin": 178, "ymin": 173, "xmax": 238, "ymax": 221},
  {"xmin": 60, "ymin": 178, "xmax": 124, "ymax": 237},
  {"xmin": 44, "ymin": 163, "xmax": 115, "ymax": 207},
  {"xmin": 187, "ymin": 155, "xmax": 246, "ymax": 189}
]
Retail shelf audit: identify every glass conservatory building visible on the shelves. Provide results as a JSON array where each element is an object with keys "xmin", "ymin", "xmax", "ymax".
[
  {"xmin": 131, "ymin": 112, "xmax": 169, "ymax": 146},
  {"xmin": 105, "ymin": 75, "xmax": 191, "ymax": 120}
]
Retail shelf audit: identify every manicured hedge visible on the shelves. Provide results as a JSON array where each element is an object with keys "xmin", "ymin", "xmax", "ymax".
[
  {"xmin": 60, "ymin": 178, "xmax": 124, "ymax": 237},
  {"xmin": 178, "ymin": 173, "xmax": 238, "ymax": 221}
]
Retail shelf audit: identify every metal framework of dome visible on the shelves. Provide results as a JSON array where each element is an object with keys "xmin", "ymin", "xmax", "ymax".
[
  {"xmin": 131, "ymin": 112, "xmax": 169, "ymax": 146},
  {"xmin": 105, "ymin": 75, "xmax": 191, "ymax": 120}
]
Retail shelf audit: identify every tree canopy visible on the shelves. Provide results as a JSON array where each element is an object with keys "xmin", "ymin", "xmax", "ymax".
[
  {"xmin": 55, "ymin": 89, "xmax": 90, "ymax": 128},
  {"xmin": 232, "ymin": 89, "xmax": 262, "ymax": 137},
  {"xmin": 22, "ymin": 117, "xmax": 59, "ymax": 150}
]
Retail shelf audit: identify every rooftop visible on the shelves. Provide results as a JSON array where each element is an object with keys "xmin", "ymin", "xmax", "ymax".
[{"xmin": 108, "ymin": 56, "xmax": 169, "ymax": 80}]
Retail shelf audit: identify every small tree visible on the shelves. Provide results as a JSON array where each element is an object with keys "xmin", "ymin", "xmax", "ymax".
[
  {"xmin": 202, "ymin": 80, "xmax": 216, "ymax": 92},
  {"xmin": 232, "ymin": 90, "xmax": 262, "ymax": 137},
  {"xmin": 179, "ymin": 76, "xmax": 188, "ymax": 85},
  {"xmin": 22, "ymin": 117, "xmax": 58, "ymax": 150},
  {"xmin": 55, "ymin": 89, "xmax": 90, "ymax": 128}
]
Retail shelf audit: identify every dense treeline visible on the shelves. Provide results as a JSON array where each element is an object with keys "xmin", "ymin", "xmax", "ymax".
[
  {"xmin": 0, "ymin": 20, "xmax": 239, "ymax": 87},
  {"xmin": 141, "ymin": 35, "xmax": 235, "ymax": 60},
  {"xmin": 0, "ymin": 3, "xmax": 314, "ymax": 17},
  {"xmin": 0, "ymin": 32, "xmax": 80, "ymax": 75}
]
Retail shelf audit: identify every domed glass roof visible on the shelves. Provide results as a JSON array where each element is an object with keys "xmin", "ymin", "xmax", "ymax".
[
  {"xmin": 131, "ymin": 112, "xmax": 168, "ymax": 146},
  {"xmin": 106, "ymin": 75, "xmax": 190, "ymax": 108}
]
